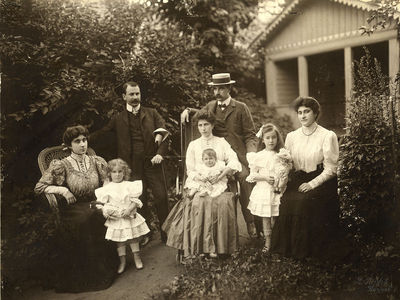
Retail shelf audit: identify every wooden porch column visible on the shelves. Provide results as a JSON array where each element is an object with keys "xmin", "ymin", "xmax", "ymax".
[
  {"xmin": 266, "ymin": 57, "xmax": 278, "ymax": 105},
  {"xmin": 297, "ymin": 56, "xmax": 308, "ymax": 96},
  {"xmin": 344, "ymin": 47, "xmax": 353, "ymax": 101},
  {"xmin": 389, "ymin": 38, "xmax": 400, "ymax": 94}
]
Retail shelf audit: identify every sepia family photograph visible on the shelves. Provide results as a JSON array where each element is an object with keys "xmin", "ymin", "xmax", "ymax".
[{"xmin": 1, "ymin": 0, "xmax": 399, "ymax": 299}]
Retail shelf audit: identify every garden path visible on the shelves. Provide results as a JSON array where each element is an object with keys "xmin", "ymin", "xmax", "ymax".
[{"xmin": 22, "ymin": 202, "xmax": 250, "ymax": 300}]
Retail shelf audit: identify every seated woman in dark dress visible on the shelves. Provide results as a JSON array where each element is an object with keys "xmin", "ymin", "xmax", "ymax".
[
  {"xmin": 35, "ymin": 125, "xmax": 118, "ymax": 293},
  {"xmin": 271, "ymin": 97, "xmax": 348, "ymax": 261}
]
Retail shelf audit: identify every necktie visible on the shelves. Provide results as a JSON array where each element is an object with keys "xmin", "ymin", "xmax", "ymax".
[{"xmin": 218, "ymin": 103, "xmax": 227, "ymax": 109}]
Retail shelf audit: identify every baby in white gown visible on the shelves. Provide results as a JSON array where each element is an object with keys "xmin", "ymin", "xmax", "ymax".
[{"xmin": 185, "ymin": 148, "xmax": 228, "ymax": 198}]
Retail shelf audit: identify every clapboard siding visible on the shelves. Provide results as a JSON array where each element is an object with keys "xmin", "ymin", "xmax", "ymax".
[
  {"xmin": 264, "ymin": 0, "xmax": 395, "ymax": 55},
  {"xmin": 275, "ymin": 59, "xmax": 298, "ymax": 105}
]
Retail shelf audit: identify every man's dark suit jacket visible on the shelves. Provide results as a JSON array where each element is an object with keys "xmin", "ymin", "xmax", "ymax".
[
  {"xmin": 91, "ymin": 107, "xmax": 168, "ymax": 167},
  {"xmin": 204, "ymin": 99, "xmax": 258, "ymax": 166}
]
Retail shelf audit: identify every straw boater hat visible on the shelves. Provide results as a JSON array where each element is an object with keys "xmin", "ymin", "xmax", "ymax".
[{"xmin": 207, "ymin": 73, "xmax": 236, "ymax": 86}]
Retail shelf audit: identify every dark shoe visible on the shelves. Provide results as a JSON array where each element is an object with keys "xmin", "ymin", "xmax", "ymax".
[
  {"xmin": 176, "ymin": 250, "xmax": 187, "ymax": 265},
  {"xmin": 140, "ymin": 234, "xmax": 152, "ymax": 247},
  {"xmin": 247, "ymin": 222, "xmax": 257, "ymax": 238},
  {"xmin": 161, "ymin": 231, "xmax": 167, "ymax": 244}
]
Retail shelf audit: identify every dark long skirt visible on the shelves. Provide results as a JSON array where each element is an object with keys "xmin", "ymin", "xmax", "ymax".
[
  {"xmin": 271, "ymin": 169, "xmax": 349, "ymax": 261},
  {"xmin": 54, "ymin": 201, "xmax": 118, "ymax": 293}
]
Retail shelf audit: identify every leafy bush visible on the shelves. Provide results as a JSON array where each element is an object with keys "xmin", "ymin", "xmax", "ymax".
[
  {"xmin": 153, "ymin": 242, "xmax": 399, "ymax": 299},
  {"xmin": 2, "ymin": 187, "xmax": 58, "ymax": 297},
  {"xmin": 338, "ymin": 48, "xmax": 400, "ymax": 243}
]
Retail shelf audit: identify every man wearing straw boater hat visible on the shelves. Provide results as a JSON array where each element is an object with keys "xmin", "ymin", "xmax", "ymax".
[{"xmin": 181, "ymin": 73, "xmax": 259, "ymax": 238}]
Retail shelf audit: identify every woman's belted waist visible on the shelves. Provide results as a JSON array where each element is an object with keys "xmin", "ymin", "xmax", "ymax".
[{"xmin": 290, "ymin": 164, "xmax": 323, "ymax": 182}]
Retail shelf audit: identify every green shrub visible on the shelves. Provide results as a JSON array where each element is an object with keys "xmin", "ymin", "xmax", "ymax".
[
  {"xmin": 2, "ymin": 187, "xmax": 58, "ymax": 297},
  {"xmin": 338, "ymin": 48, "xmax": 400, "ymax": 243},
  {"xmin": 154, "ymin": 242, "xmax": 399, "ymax": 299}
]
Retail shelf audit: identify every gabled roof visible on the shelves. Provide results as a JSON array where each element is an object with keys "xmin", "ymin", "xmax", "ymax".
[{"xmin": 250, "ymin": 0, "xmax": 385, "ymax": 49}]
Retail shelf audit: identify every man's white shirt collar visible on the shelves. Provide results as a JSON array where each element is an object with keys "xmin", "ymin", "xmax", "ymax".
[
  {"xmin": 126, "ymin": 103, "xmax": 140, "ymax": 114},
  {"xmin": 218, "ymin": 96, "xmax": 231, "ymax": 107}
]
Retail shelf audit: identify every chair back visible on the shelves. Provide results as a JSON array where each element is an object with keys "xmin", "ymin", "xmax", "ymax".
[
  {"xmin": 176, "ymin": 119, "xmax": 200, "ymax": 194},
  {"xmin": 178, "ymin": 118, "xmax": 238, "ymax": 197},
  {"xmin": 38, "ymin": 145, "xmax": 96, "ymax": 174}
]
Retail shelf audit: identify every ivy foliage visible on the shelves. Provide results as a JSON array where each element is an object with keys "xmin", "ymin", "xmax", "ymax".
[
  {"xmin": 153, "ymin": 242, "xmax": 399, "ymax": 299},
  {"xmin": 338, "ymin": 48, "xmax": 400, "ymax": 242},
  {"xmin": 359, "ymin": 0, "xmax": 400, "ymax": 36}
]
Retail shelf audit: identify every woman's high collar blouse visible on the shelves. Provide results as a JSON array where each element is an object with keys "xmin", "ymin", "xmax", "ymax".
[
  {"xmin": 285, "ymin": 124, "xmax": 339, "ymax": 189},
  {"xmin": 185, "ymin": 135, "xmax": 242, "ymax": 179}
]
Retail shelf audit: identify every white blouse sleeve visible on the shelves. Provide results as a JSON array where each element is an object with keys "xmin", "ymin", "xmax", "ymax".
[
  {"xmin": 95, "ymin": 186, "xmax": 110, "ymax": 203},
  {"xmin": 246, "ymin": 152, "xmax": 258, "ymax": 172},
  {"xmin": 185, "ymin": 141, "xmax": 197, "ymax": 178},
  {"xmin": 130, "ymin": 198, "xmax": 143, "ymax": 208},
  {"xmin": 126, "ymin": 180, "xmax": 143, "ymax": 198},
  {"xmin": 221, "ymin": 139, "xmax": 242, "ymax": 173},
  {"xmin": 308, "ymin": 130, "xmax": 339, "ymax": 189},
  {"xmin": 215, "ymin": 160, "xmax": 227, "ymax": 173},
  {"xmin": 284, "ymin": 131, "xmax": 293, "ymax": 150}
]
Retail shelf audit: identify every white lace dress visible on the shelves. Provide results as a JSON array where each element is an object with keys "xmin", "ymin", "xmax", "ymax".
[
  {"xmin": 247, "ymin": 150, "xmax": 282, "ymax": 217},
  {"xmin": 95, "ymin": 180, "xmax": 150, "ymax": 242}
]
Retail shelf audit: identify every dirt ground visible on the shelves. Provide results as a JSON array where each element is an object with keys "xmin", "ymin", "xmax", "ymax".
[{"xmin": 21, "ymin": 203, "xmax": 250, "ymax": 300}]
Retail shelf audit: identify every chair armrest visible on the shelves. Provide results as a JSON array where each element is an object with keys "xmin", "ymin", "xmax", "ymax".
[
  {"xmin": 44, "ymin": 193, "xmax": 60, "ymax": 212},
  {"xmin": 227, "ymin": 178, "xmax": 240, "ymax": 198}
]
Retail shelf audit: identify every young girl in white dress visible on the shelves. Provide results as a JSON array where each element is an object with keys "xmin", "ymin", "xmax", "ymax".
[
  {"xmin": 246, "ymin": 124, "xmax": 292, "ymax": 252},
  {"xmin": 185, "ymin": 148, "xmax": 228, "ymax": 198},
  {"xmin": 94, "ymin": 158, "xmax": 150, "ymax": 274}
]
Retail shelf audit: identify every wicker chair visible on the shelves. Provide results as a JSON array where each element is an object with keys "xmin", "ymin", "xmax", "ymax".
[{"xmin": 37, "ymin": 145, "xmax": 96, "ymax": 211}]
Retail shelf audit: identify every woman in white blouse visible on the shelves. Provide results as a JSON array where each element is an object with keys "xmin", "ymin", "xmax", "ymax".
[
  {"xmin": 163, "ymin": 110, "xmax": 241, "ymax": 261},
  {"xmin": 271, "ymin": 97, "xmax": 345, "ymax": 260}
]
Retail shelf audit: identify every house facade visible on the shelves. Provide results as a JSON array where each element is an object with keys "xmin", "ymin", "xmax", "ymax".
[{"xmin": 255, "ymin": 0, "xmax": 399, "ymax": 133}]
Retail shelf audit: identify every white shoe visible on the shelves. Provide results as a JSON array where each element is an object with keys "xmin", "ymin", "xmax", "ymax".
[
  {"xmin": 117, "ymin": 258, "xmax": 126, "ymax": 274},
  {"xmin": 133, "ymin": 253, "xmax": 143, "ymax": 270}
]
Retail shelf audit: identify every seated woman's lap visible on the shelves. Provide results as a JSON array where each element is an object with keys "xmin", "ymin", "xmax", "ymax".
[
  {"xmin": 215, "ymin": 192, "xmax": 238, "ymax": 253},
  {"xmin": 191, "ymin": 194, "xmax": 215, "ymax": 253},
  {"xmin": 54, "ymin": 201, "xmax": 117, "ymax": 290},
  {"xmin": 190, "ymin": 192, "xmax": 237, "ymax": 254},
  {"xmin": 274, "ymin": 173, "xmax": 341, "ymax": 258},
  {"xmin": 281, "ymin": 171, "xmax": 338, "ymax": 215},
  {"xmin": 60, "ymin": 203, "xmax": 105, "ymax": 234}
]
